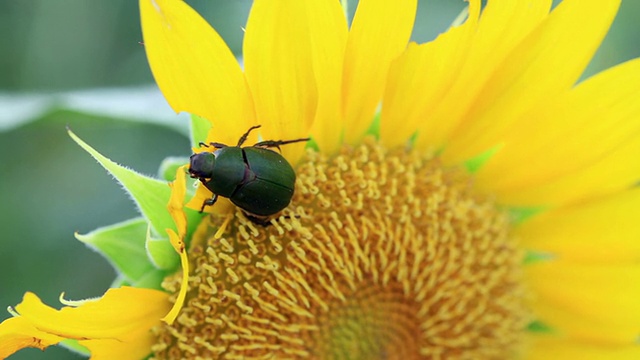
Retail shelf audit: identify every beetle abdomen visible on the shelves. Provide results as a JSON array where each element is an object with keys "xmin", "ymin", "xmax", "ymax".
[{"xmin": 231, "ymin": 178, "xmax": 294, "ymax": 216}]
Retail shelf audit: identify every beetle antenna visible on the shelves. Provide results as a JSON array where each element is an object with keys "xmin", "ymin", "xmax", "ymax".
[
  {"xmin": 254, "ymin": 137, "xmax": 310, "ymax": 151},
  {"xmin": 199, "ymin": 142, "xmax": 228, "ymax": 149},
  {"xmin": 237, "ymin": 125, "xmax": 262, "ymax": 146},
  {"xmin": 210, "ymin": 142, "xmax": 228, "ymax": 149}
]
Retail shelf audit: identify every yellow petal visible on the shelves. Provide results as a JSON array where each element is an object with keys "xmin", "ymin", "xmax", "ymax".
[
  {"xmin": 1, "ymin": 287, "xmax": 170, "ymax": 358},
  {"xmin": 500, "ymin": 136, "xmax": 640, "ymax": 207},
  {"xmin": 476, "ymin": 57, "xmax": 640, "ymax": 204},
  {"xmin": 517, "ymin": 188, "xmax": 640, "ymax": 264},
  {"xmin": 442, "ymin": 0, "xmax": 621, "ymax": 163},
  {"xmin": 139, "ymin": 0, "xmax": 254, "ymax": 145},
  {"xmin": 243, "ymin": 0, "xmax": 322, "ymax": 162},
  {"xmin": 163, "ymin": 166, "xmax": 190, "ymax": 325},
  {"xmin": 0, "ymin": 316, "xmax": 64, "ymax": 358},
  {"xmin": 80, "ymin": 330, "xmax": 155, "ymax": 360},
  {"xmin": 342, "ymin": 0, "xmax": 417, "ymax": 144},
  {"xmin": 167, "ymin": 165, "xmax": 188, "ymax": 238},
  {"xmin": 186, "ymin": 184, "xmax": 234, "ymax": 215},
  {"xmin": 381, "ymin": 0, "xmax": 480, "ymax": 149},
  {"xmin": 16, "ymin": 288, "xmax": 170, "ymax": 339},
  {"xmin": 415, "ymin": 0, "xmax": 553, "ymax": 152},
  {"xmin": 162, "ymin": 228, "xmax": 189, "ymax": 325},
  {"xmin": 186, "ymin": 183, "xmax": 212, "ymax": 212},
  {"xmin": 526, "ymin": 261, "xmax": 640, "ymax": 344},
  {"xmin": 305, "ymin": 0, "xmax": 349, "ymax": 155},
  {"xmin": 475, "ymin": 58, "xmax": 640, "ymax": 206},
  {"xmin": 524, "ymin": 334, "xmax": 640, "ymax": 360}
]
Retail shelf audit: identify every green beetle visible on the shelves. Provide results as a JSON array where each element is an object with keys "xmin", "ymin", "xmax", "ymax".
[{"xmin": 188, "ymin": 125, "xmax": 309, "ymax": 223}]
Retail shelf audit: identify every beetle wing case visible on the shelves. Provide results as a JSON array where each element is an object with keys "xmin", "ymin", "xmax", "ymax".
[
  {"xmin": 232, "ymin": 147, "xmax": 297, "ymax": 216},
  {"xmin": 243, "ymin": 147, "xmax": 296, "ymax": 187}
]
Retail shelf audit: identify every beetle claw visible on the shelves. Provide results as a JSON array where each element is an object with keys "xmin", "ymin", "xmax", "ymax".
[{"xmin": 199, "ymin": 194, "xmax": 219, "ymax": 213}]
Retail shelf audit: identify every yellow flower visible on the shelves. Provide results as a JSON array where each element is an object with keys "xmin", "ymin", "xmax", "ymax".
[
  {"xmin": 3, "ymin": 0, "xmax": 640, "ymax": 358},
  {"xmin": 142, "ymin": 0, "xmax": 640, "ymax": 358}
]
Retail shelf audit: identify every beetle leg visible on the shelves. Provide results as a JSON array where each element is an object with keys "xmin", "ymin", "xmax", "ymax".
[
  {"xmin": 200, "ymin": 142, "xmax": 228, "ymax": 149},
  {"xmin": 253, "ymin": 137, "xmax": 310, "ymax": 152},
  {"xmin": 200, "ymin": 194, "xmax": 219, "ymax": 213},
  {"xmin": 237, "ymin": 125, "xmax": 262, "ymax": 146}
]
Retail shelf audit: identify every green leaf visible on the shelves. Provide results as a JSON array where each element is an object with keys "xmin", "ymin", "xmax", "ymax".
[
  {"xmin": 190, "ymin": 113, "xmax": 211, "ymax": 148},
  {"xmin": 68, "ymin": 129, "xmax": 174, "ymax": 237},
  {"xmin": 76, "ymin": 218, "xmax": 156, "ymax": 282},
  {"xmin": 0, "ymin": 87, "xmax": 189, "ymax": 134},
  {"xmin": 146, "ymin": 224, "xmax": 179, "ymax": 270},
  {"xmin": 59, "ymin": 339, "xmax": 90, "ymax": 357}
]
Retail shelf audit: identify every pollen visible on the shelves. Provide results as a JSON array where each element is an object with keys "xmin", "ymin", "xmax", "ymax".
[{"xmin": 152, "ymin": 138, "xmax": 528, "ymax": 359}]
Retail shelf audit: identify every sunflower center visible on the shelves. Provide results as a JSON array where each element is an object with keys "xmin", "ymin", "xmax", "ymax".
[
  {"xmin": 314, "ymin": 279, "xmax": 421, "ymax": 359},
  {"xmin": 152, "ymin": 138, "xmax": 528, "ymax": 359}
]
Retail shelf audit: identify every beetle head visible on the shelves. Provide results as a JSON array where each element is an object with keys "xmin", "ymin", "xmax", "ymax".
[{"xmin": 188, "ymin": 152, "xmax": 216, "ymax": 179}]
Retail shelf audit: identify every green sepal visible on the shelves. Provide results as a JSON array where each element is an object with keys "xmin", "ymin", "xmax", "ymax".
[
  {"xmin": 133, "ymin": 269, "xmax": 170, "ymax": 290},
  {"xmin": 68, "ymin": 129, "xmax": 174, "ymax": 237},
  {"xmin": 464, "ymin": 145, "xmax": 501, "ymax": 173},
  {"xmin": 190, "ymin": 113, "xmax": 211, "ymax": 148},
  {"xmin": 110, "ymin": 274, "xmax": 131, "ymax": 288},
  {"xmin": 407, "ymin": 131, "xmax": 418, "ymax": 149},
  {"xmin": 527, "ymin": 320, "xmax": 555, "ymax": 333},
  {"xmin": 158, "ymin": 156, "xmax": 190, "ymax": 181},
  {"xmin": 75, "ymin": 217, "xmax": 155, "ymax": 282},
  {"xmin": 146, "ymin": 224, "xmax": 179, "ymax": 270},
  {"xmin": 304, "ymin": 138, "xmax": 320, "ymax": 152},
  {"xmin": 508, "ymin": 206, "xmax": 546, "ymax": 224},
  {"xmin": 523, "ymin": 251, "xmax": 554, "ymax": 265},
  {"xmin": 364, "ymin": 111, "xmax": 381, "ymax": 139}
]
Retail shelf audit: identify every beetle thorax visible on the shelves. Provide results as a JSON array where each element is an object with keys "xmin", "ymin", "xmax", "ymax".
[{"xmin": 204, "ymin": 147, "xmax": 248, "ymax": 197}]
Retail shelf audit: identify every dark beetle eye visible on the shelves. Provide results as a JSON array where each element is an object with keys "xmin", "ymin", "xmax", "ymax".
[{"xmin": 189, "ymin": 153, "xmax": 216, "ymax": 178}]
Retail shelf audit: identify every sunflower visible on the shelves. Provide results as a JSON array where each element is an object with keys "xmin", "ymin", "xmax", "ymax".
[{"xmin": 2, "ymin": 0, "xmax": 640, "ymax": 358}]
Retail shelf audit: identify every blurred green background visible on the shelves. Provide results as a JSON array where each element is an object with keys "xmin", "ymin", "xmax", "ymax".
[{"xmin": 0, "ymin": 0, "xmax": 638, "ymax": 359}]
